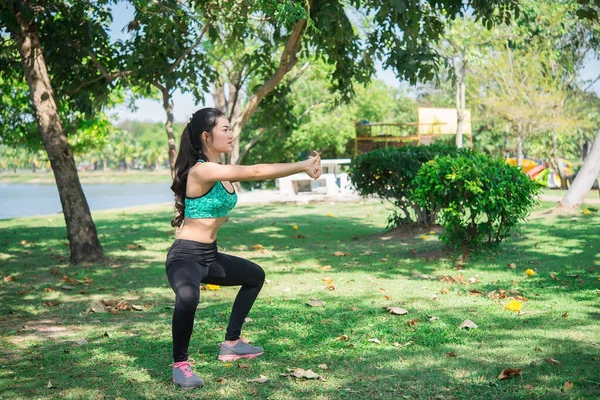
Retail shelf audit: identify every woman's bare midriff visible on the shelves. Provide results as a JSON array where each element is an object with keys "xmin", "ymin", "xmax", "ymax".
[{"xmin": 176, "ymin": 217, "xmax": 227, "ymax": 244}]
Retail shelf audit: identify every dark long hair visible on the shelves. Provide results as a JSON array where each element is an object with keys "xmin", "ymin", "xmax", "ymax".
[{"xmin": 170, "ymin": 107, "xmax": 225, "ymax": 227}]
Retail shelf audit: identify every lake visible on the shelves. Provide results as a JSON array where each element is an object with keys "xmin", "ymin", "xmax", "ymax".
[{"xmin": 0, "ymin": 183, "xmax": 173, "ymax": 220}]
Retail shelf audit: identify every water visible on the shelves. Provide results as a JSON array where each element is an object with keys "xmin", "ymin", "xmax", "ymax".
[{"xmin": 0, "ymin": 183, "xmax": 173, "ymax": 220}]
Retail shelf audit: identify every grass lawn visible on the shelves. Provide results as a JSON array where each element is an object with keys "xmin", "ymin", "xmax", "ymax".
[{"xmin": 0, "ymin": 200, "xmax": 599, "ymax": 399}]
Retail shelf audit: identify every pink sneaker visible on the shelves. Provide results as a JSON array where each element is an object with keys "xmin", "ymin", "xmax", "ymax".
[
  {"xmin": 217, "ymin": 337, "xmax": 264, "ymax": 361},
  {"xmin": 172, "ymin": 361, "xmax": 204, "ymax": 389}
]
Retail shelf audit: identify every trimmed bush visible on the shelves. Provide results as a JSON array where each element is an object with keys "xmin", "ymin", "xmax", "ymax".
[
  {"xmin": 348, "ymin": 144, "xmax": 463, "ymax": 228},
  {"xmin": 412, "ymin": 152, "xmax": 540, "ymax": 248}
]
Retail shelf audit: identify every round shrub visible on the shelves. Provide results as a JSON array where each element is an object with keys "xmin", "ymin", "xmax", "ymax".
[
  {"xmin": 412, "ymin": 152, "xmax": 540, "ymax": 248},
  {"xmin": 348, "ymin": 144, "xmax": 463, "ymax": 227}
]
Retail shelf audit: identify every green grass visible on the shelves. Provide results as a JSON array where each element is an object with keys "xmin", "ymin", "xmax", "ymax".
[
  {"xmin": 0, "ymin": 169, "xmax": 172, "ymax": 185},
  {"xmin": 0, "ymin": 201, "xmax": 599, "ymax": 399},
  {"xmin": 541, "ymin": 188, "xmax": 600, "ymax": 201}
]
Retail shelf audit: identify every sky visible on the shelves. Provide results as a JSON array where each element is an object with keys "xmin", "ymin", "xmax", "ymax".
[{"xmin": 107, "ymin": 1, "xmax": 600, "ymax": 124}]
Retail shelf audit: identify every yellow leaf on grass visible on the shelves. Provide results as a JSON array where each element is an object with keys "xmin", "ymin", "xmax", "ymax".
[
  {"xmin": 292, "ymin": 224, "xmax": 298, "ymax": 230},
  {"xmin": 505, "ymin": 300, "xmax": 522, "ymax": 312},
  {"xmin": 583, "ymin": 209, "xmax": 590, "ymax": 215},
  {"xmin": 525, "ymin": 269, "xmax": 536, "ymax": 276},
  {"xmin": 420, "ymin": 235, "xmax": 429, "ymax": 240},
  {"xmin": 327, "ymin": 213, "xmax": 334, "ymax": 217},
  {"xmin": 251, "ymin": 244, "xmax": 265, "ymax": 250},
  {"xmin": 206, "ymin": 284, "xmax": 220, "ymax": 290},
  {"xmin": 429, "ymin": 230, "xmax": 436, "ymax": 235}
]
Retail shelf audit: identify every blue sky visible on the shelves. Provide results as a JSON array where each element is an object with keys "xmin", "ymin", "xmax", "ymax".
[{"xmin": 107, "ymin": 1, "xmax": 600, "ymax": 123}]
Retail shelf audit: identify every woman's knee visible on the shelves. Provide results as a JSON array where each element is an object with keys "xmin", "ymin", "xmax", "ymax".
[
  {"xmin": 252, "ymin": 264, "xmax": 266, "ymax": 287},
  {"xmin": 176, "ymin": 284, "xmax": 200, "ymax": 308}
]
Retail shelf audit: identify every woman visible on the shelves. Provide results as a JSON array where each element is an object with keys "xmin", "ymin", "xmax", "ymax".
[{"xmin": 166, "ymin": 107, "xmax": 322, "ymax": 389}]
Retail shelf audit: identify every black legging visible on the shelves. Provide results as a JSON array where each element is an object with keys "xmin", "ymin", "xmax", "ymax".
[{"xmin": 165, "ymin": 239, "xmax": 265, "ymax": 362}]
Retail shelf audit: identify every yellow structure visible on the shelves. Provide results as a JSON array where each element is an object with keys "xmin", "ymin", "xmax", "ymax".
[{"xmin": 353, "ymin": 107, "xmax": 473, "ymax": 156}]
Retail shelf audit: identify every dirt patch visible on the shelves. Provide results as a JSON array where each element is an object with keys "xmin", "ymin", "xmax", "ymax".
[{"xmin": 3, "ymin": 319, "xmax": 81, "ymax": 344}]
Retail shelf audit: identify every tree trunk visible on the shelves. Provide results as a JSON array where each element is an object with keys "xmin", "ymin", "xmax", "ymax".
[
  {"xmin": 516, "ymin": 133, "xmax": 523, "ymax": 167},
  {"xmin": 455, "ymin": 63, "xmax": 466, "ymax": 148},
  {"xmin": 11, "ymin": 8, "xmax": 104, "ymax": 264},
  {"xmin": 560, "ymin": 127, "xmax": 600, "ymax": 208},
  {"xmin": 155, "ymin": 83, "xmax": 177, "ymax": 179}
]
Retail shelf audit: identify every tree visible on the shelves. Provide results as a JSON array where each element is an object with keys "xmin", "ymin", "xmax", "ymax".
[
  {"xmin": 436, "ymin": 18, "xmax": 507, "ymax": 148},
  {"xmin": 0, "ymin": 0, "xmax": 124, "ymax": 263},
  {"xmin": 121, "ymin": 0, "xmax": 216, "ymax": 177},
  {"xmin": 560, "ymin": 1, "xmax": 600, "ymax": 207},
  {"xmin": 560, "ymin": 128, "xmax": 600, "ymax": 207},
  {"xmin": 208, "ymin": 0, "xmax": 519, "ymax": 167}
]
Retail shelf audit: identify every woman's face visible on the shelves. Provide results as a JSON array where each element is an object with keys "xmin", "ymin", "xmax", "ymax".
[{"xmin": 206, "ymin": 116, "xmax": 233, "ymax": 153}]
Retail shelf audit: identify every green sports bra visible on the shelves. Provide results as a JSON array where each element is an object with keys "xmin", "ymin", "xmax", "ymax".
[{"xmin": 184, "ymin": 160, "xmax": 238, "ymax": 219}]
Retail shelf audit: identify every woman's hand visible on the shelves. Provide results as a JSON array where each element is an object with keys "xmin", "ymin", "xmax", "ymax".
[{"xmin": 304, "ymin": 151, "xmax": 322, "ymax": 180}]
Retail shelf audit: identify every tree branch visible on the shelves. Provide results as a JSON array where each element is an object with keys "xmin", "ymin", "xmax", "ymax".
[
  {"xmin": 230, "ymin": 0, "xmax": 313, "ymax": 139},
  {"xmin": 167, "ymin": 21, "xmax": 210, "ymax": 75},
  {"xmin": 238, "ymin": 128, "xmax": 267, "ymax": 164}
]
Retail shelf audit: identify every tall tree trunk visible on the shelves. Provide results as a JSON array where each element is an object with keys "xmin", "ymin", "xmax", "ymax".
[
  {"xmin": 516, "ymin": 132, "xmax": 523, "ymax": 167},
  {"xmin": 11, "ymin": 8, "xmax": 104, "ymax": 264},
  {"xmin": 154, "ymin": 83, "xmax": 177, "ymax": 179},
  {"xmin": 552, "ymin": 134, "xmax": 568, "ymax": 190},
  {"xmin": 455, "ymin": 62, "xmax": 466, "ymax": 148},
  {"xmin": 560, "ymin": 127, "xmax": 600, "ymax": 208},
  {"xmin": 228, "ymin": 4, "xmax": 311, "ymax": 162}
]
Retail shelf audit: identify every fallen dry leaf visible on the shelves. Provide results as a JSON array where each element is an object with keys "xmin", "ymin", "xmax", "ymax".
[
  {"xmin": 49, "ymin": 268, "xmax": 60, "ymax": 275},
  {"xmin": 47, "ymin": 379, "xmax": 54, "ymax": 388},
  {"xmin": 322, "ymin": 278, "xmax": 334, "ymax": 284},
  {"xmin": 238, "ymin": 363, "xmax": 251, "ymax": 370},
  {"xmin": 306, "ymin": 299, "xmax": 326, "ymax": 307},
  {"xmin": 3, "ymin": 275, "xmax": 16, "ymax": 282},
  {"xmin": 286, "ymin": 368, "xmax": 324, "ymax": 381},
  {"xmin": 247, "ymin": 375, "xmax": 269, "ymax": 384},
  {"xmin": 127, "ymin": 244, "xmax": 143, "ymax": 250},
  {"xmin": 319, "ymin": 265, "xmax": 332, "ymax": 271},
  {"xmin": 44, "ymin": 287, "xmax": 55, "ymax": 293},
  {"xmin": 318, "ymin": 364, "xmax": 328, "ymax": 370},
  {"xmin": 468, "ymin": 289, "xmax": 483, "ymax": 296},
  {"xmin": 384, "ymin": 294, "xmax": 392, "ymax": 301},
  {"xmin": 336, "ymin": 335, "xmax": 350, "ymax": 341},
  {"xmin": 385, "ymin": 306, "xmax": 408, "ymax": 315},
  {"xmin": 543, "ymin": 358, "xmax": 561, "ymax": 366},
  {"xmin": 325, "ymin": 285, "xmax": 335, "ymax": 291},
  {"xmin": 293, "ymin": 234, "xmax": 307, "ymax": 239},
  {"xmin": 216, "ymin": 377, "xmax": 227, "ymax": 384},
  {"xmin": 17, "ymin": 290, "xmax": 27, "ymax": 295},
  {"xmin": 458, "ymin": 319, "xmax": 478, "ymax": 329},
  {"xmin": 563, "ymin": 381, "xmax": 573, "ymax": 392},
  {"xmin": 251, "ymin": 244, "xmax": 265, "ymax": 251},
  {"xmin": 131, "ymin": 305, "xmax": 144, "ymax": 311},
  {"xmin": 368, "ymin": 338, "xmax": 381, "ymax": 344},
  {"xmin": 44, "ymin": 302, "xmax": 60, "ymax": 307},
  {"xmin": 407, "ymin": 319, "xmax": 419, "ymax": 327},
  {"xmin": 440, "ymin": 288, "xmax": 449, "ymax": 295},
  {"xmin": 447, "ymin": 352, "xmax": 457, "ymax": 358},
  {"xmin": 562, "ymin": 312, "xmax": 568, "ymax": 318},
  {"xmin": 333, "ymin": 251, "xmax": 349, "ymax": 257},
  {"xmin": 498, "ymin": 368, "xmax": 522, "ymax": 380},
  {"xmin": 508, "ymin": 263, "xmax": 517, "ymax": 269}
]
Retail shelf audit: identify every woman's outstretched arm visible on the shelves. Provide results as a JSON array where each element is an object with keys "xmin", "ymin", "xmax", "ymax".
[{"xmin": 190, "ymin": 151, "xmax": 322, "ymax": 183}]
